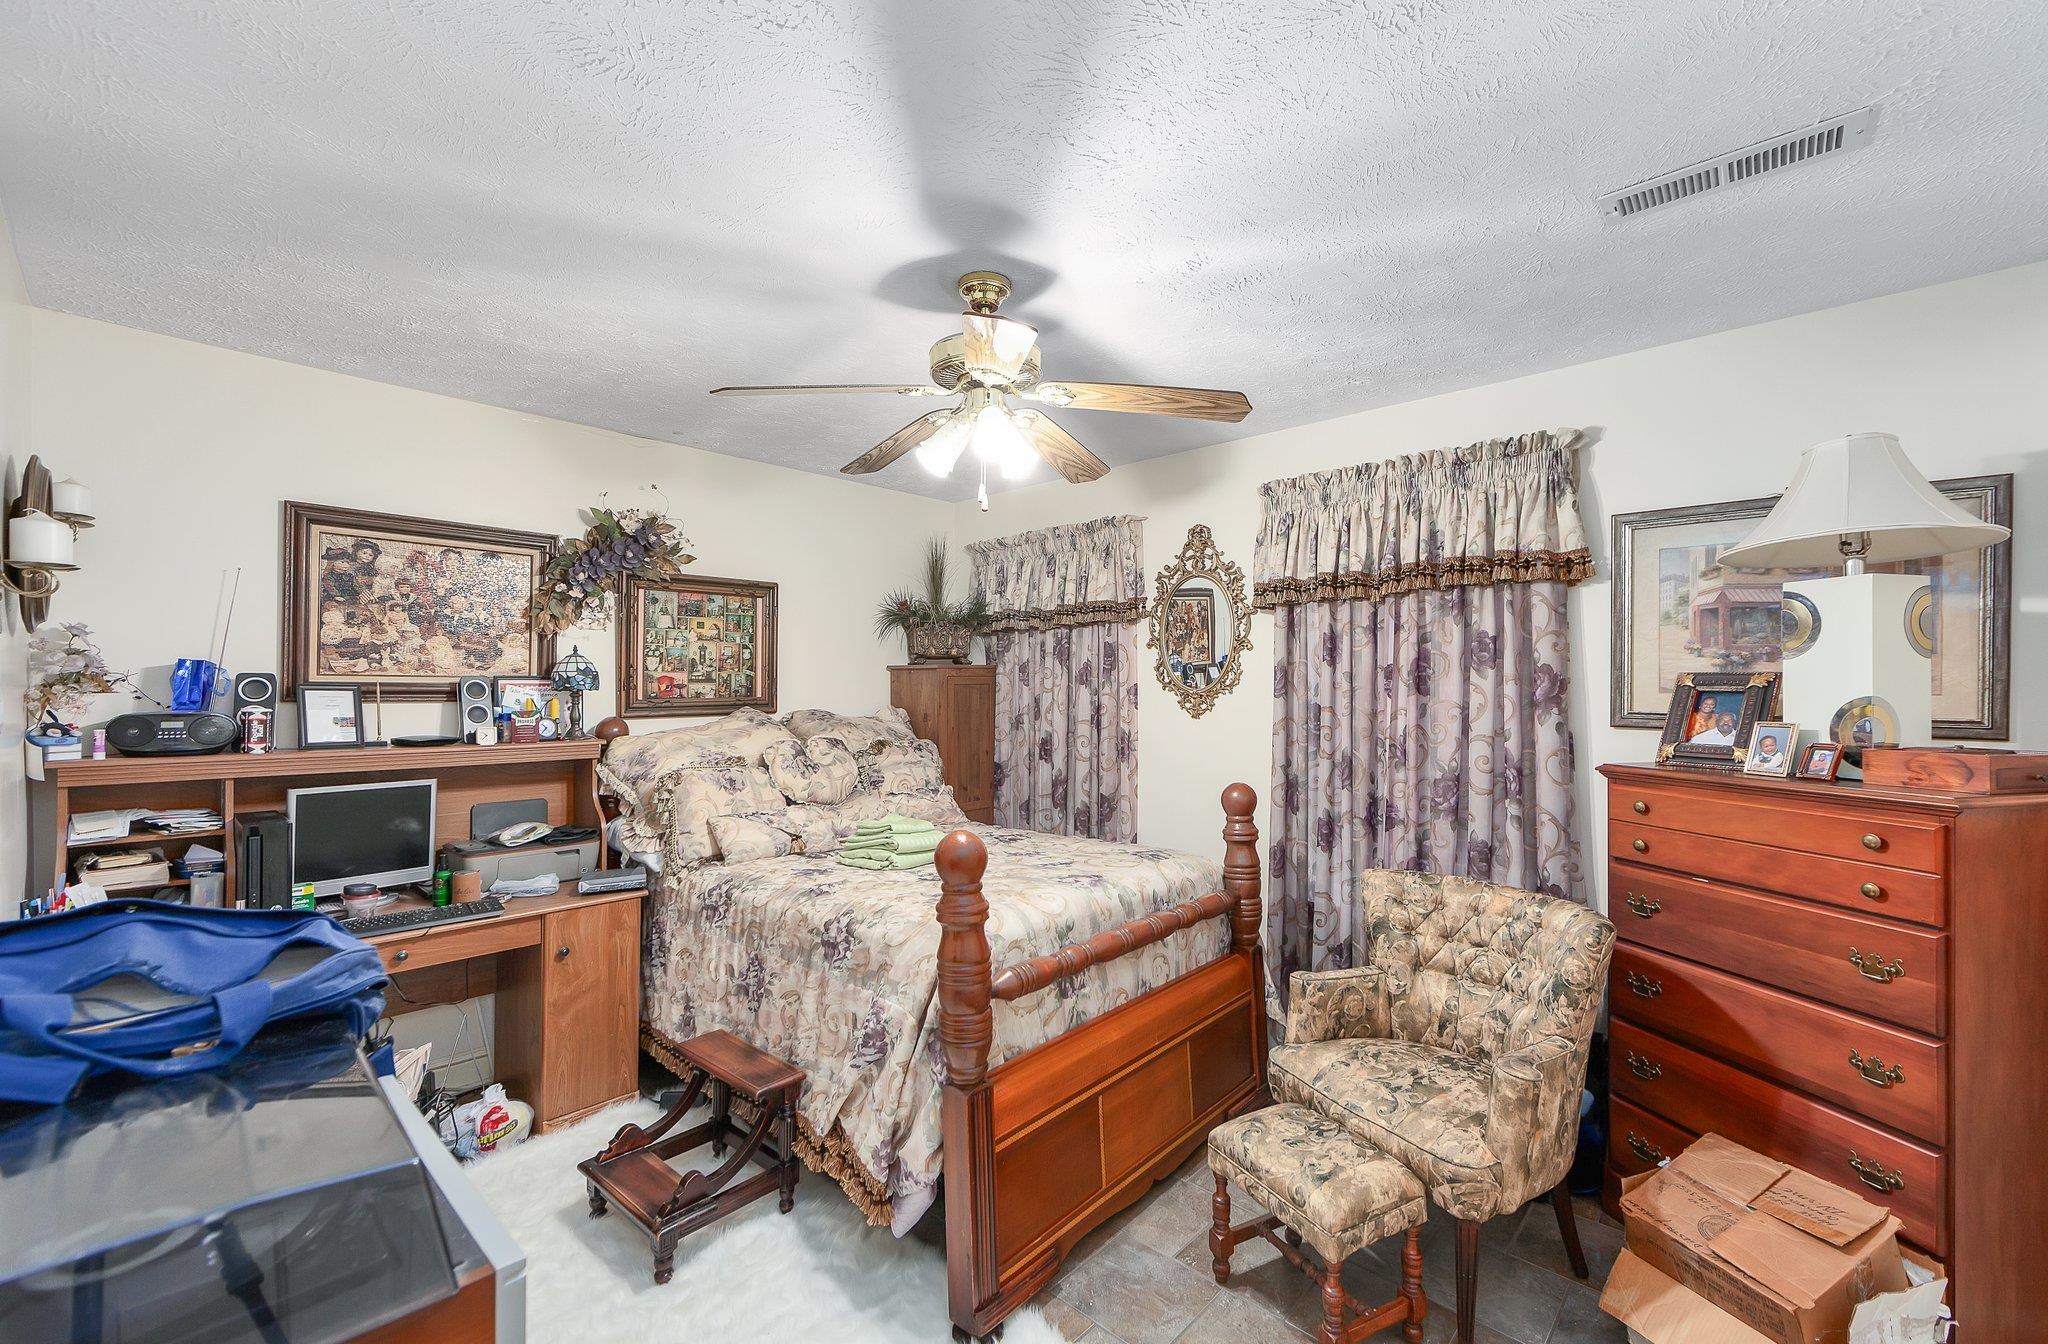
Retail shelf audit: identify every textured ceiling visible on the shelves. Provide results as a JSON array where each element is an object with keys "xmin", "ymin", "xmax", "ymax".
[{"xmin": 3, "ymin": 2, "xmax": 2046, "ymax": 500}]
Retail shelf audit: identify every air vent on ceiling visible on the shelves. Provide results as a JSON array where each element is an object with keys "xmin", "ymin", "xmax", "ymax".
[{"xmin": 1598, "ymin": 107, "xmax": 1876, "ymax": 220}]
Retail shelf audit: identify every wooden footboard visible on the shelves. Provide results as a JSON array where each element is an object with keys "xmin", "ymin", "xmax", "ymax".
[{"xmin": 936, "ymin": 784, "xmax": 1268, "ymax": 1341}]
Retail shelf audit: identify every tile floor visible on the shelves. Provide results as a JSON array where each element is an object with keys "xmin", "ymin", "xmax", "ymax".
[{"xmin": 1013, "ymin": 1151, "xmax": 1627, "ymax": 1344}]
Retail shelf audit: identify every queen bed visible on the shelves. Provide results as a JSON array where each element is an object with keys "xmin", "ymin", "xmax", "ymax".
[{"xmin": 596, "ymin": 712, "xmax": 1267, "ymax": 1341}]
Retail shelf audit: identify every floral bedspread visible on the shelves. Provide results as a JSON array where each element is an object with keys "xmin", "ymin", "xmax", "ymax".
[{"xmin": 642, "ymin": 826, "xmax": 1226, "ymax": 1232}]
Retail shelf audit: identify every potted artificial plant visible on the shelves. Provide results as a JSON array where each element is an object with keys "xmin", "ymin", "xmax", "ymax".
[{"xmin": 874, "ymin": 539, "xmax": 992, "ymax": 664}]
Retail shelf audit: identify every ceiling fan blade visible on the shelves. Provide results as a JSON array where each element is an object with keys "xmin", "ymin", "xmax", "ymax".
[
  {"xmin": 961, "ymin": 314, "xmax": 1039, "ymax": 381},
  {"xmin": 840, "ymin": 411, "xmax": 953, "ymax": 475},
  {"xmin": 1014, "ymin": 411, "xmax": 1110, "ymax": 484},
  {"xmin": 1025, "ymin": 381, "xmax": 1252, "ymax": 423},
  {"xmin": 711, "ymin": 384, "xmax": 942, "ymax": 397}
]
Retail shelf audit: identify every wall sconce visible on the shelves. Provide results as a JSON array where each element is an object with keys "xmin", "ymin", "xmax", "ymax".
[{"xmin": 4, "ymin": 456, "xmax": 93, "ymax": 628}]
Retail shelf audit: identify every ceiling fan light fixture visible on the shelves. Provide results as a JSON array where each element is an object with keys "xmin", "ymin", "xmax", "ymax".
[
  {"xmin": 971, "ymin": 405, "xmax": 1037, "ymax": 480},
  {"xmin": 914, "ymin": 413, "xmax": 972, "ymax": 477}
]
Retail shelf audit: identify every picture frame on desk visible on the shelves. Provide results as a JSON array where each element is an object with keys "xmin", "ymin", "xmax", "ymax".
[{"xmin": 297, "ymin": 684, "xmax": 365, "ymax": 749}]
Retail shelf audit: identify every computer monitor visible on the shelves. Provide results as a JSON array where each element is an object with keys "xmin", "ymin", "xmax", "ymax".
[{"xmin": 287, "ymin": 778, "xmax": 438, "ymax": 898}]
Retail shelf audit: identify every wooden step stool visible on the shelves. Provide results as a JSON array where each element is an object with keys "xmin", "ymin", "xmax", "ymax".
[
  {"xmin": 1208, "ymin": 1103, "xmax": 1430, "ymax": 1344},
  {"xmin": 578, "ymin": 1029, "xmax": 804, "ymax": 1284}
]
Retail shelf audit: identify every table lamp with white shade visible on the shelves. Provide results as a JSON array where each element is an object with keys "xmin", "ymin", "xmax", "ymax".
[{"xmin": 1717, "ymin": 433, "xmax": 2009, "ymax": 750}]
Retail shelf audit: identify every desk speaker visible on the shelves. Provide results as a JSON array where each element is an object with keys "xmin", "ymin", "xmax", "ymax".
[
  {"xmin": 458, "ymin": 676, "xmax": 493, "ymax": 741},
  {"xmin": 232, "ymin": 672, "xmax": 278, "ymax": 715}
]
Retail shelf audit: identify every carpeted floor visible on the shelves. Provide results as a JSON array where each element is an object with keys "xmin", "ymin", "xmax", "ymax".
[{"xmin": 462, "ymin": 1100, "xmax": 1064, "ymax": 1344}]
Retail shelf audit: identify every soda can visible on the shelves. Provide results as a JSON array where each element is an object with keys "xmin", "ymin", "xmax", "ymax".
[{"xmin": 238, "ymin": 706, "xmax": 273, "ymax": 754}]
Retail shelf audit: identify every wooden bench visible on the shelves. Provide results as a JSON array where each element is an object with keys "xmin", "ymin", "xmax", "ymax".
[{"xmin": 578, "ymin": 1029, "xmax": 804, "ymax": 1284}]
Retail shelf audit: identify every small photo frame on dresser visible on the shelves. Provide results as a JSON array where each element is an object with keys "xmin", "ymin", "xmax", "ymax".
[
  {"xmin": 1796, "ymin": 740, "xmax": 1845, "ymax": 782},
  {"xmin": 1657, "ymin": 671, "xmax": 1779, "ymax": 771},
  {"xmin": 1742, "ymin": 721, "xmax": 1798, "ymax": 777}
]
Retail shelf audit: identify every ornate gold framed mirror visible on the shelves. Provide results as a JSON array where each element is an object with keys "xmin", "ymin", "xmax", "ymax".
[{"xmin": 1146, "ymin": 524, "xmax": 1252, "ymax": 718}]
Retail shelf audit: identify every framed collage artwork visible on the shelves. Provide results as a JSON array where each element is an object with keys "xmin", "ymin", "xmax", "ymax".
[
  {"xmin": 619, "ymin": 574, "xmax": 778, "ymax": 717},
  {"xmin": 281, "ymin": 501, "xmax": 557, "ymax": 701},
  {"xmin": 1610, "ymin": 474, "xmax": 2011, "ymax": 739}
]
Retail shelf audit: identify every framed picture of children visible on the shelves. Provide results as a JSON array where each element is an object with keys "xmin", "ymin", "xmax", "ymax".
[
  {"xmin": 618, "ymin": 573, "xmax": 778, "ymax": 718},
  {"xmin": 282, "ymin": 502, "xmax": 557, "ymax": 701},
  {"xmin": 1657, "ymin": 671, "xmax": 1779, "ymax": 770},
  {"xmin": 1742, "ymin": 721, "xmax": 1799, "ymax": 777},
  {"xmin": 1796, "ymin": 740, "xmax": 1844, "ymax": 782}
]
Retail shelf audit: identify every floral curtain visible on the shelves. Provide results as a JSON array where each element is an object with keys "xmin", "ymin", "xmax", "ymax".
[
  {"xmin": 969, "ymin": 517, "xmax": 1144, "ymax": 841},
  {"xmin": 1258, "ymin": 432, "xmax": 1591, "ymax": 994}
]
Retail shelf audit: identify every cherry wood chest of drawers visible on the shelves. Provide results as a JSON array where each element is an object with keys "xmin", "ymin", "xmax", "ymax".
[{"xmin": 1599, "ymin": 763, "xmax": 2048, "ymax": 1342}]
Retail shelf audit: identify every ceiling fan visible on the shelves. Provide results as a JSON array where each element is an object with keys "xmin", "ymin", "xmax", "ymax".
[{"xmin": 711, "ymin": 271, "xmax": 1252, "ymax": 504}]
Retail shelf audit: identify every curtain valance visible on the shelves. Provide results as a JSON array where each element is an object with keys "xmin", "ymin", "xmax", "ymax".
[
  {"xmin": 968, "ymin": 515, "xmax": 1146, "ymax": 632},
  {"xmin": 1253, "ymin": 430, "xmax": 1592, "ymax": 609}
]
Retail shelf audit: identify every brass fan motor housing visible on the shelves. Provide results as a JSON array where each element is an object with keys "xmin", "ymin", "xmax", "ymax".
[{"xmin": 928, "ymin": 335, "xmax": 1040, "ymax": 392}]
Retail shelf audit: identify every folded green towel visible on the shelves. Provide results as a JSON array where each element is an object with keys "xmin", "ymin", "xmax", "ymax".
[
  {"xmin": 853, "ymin": 814, "xmax": 938, "ymax": 837},
  {"xmin": 836, "ymin": 849, "xmax": 936, "ymax": 870},
  {"xmin": 841, "ymin": 829, "xmax": 942, "ymax": 857}
]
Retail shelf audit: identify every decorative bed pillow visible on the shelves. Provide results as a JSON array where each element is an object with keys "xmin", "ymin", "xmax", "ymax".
[
  {"xmin": 599, "ymin": 710, "xmax": 796, "ymax": 849},
  {"xmin": 708, "ymin": 814, "xmax": 797, "ymax": 863},
  {"xmin": 782, "ymin": 707, "xmax": 917, "ymax": 752},
  {"xmin": 863, "ymin": 739, "xmax": 947, "ymax": 795},
  {"xmin": 652, "ymin": 763, "xmax": 789, "ymax": 869},
  {"xmin": 761, "ymin": 736, "xmax": 859, "ymax": 806}
]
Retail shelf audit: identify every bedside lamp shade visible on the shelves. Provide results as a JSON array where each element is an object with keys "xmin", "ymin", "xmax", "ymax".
[
  {"xmin": 1718, "ymin": 433, "xmax": 2008, "ymax": 571},
  {"xmin": 1722, "ymin": 433, "xmax": 2008, "ymax": 757}
]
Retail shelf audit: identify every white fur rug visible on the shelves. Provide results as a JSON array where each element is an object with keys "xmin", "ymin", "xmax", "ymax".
[{"xmin": 463, "ymin": 1101, "xmax": 1063, "ymax": 1343}]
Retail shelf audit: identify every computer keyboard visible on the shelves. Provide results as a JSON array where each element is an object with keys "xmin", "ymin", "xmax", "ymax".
[{"xmin": 338, "ymin": 896, "xmax": 506, "ymax": 937}]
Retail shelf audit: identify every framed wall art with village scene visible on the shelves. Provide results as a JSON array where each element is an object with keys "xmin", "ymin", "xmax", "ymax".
[
  {"xmin": 281, "ymin": 502, "xmax": 557, "ymax": 700},
  {"xmin": 1611, "ymin": 474, "xmax": 2011, "ymax": 739},
  {"xmin": 619, "ymin": 574, "xmax": 778, "ymax": 717}
]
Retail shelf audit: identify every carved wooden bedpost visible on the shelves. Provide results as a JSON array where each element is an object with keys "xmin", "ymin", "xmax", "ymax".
[
  {"xmin": 936, "ymin": 829, "xmax": 999, "ymax": 1340},
  {"xmin": 1220, "ymin": 783, "xmax": 1269, "ymax": 1093}
]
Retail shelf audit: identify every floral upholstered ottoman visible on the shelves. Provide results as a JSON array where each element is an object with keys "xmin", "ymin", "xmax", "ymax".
[{"xmin": 1207, "ymin": 1103, "xmax": 1430, "ymax": 1344}]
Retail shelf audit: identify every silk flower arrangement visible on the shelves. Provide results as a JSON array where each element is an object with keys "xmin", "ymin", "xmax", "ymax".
[{"xmin": 533, "ymin": 501, "xmax": 695, "ymax": 637}]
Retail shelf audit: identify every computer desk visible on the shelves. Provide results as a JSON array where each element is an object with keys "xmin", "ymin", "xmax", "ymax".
[{"xmin": 366, "ymin": 886, "xmax": 646, "ymax": 1133}]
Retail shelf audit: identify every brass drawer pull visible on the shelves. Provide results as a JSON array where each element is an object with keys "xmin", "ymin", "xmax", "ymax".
[
  {"xmin": 1625, "ymin": 1051, "xmax": 1662, "ymax": 1081},
  {"xmin": 1625, "ymin": 970, "xmax": 1663, "ymax": 999},
  {"xmin": 1849, "ymin": 1049, "xmax": 1905, "ymax": 1088},
  {"xmin": 1859, "ymin": 881, "xmax": 1884, "ymax": 900},
  {"xmin": 1848, "ymin": 948, "xmax": 1905, "ymax": 983},
  {"xmin": 1624, "ymin": 893, "xmax": 1662, "ymax": 918},
  {"xmin": 393, "ymin": 949, "xmax": 409, "ymax": 964},
  {"xmin": 1861, "ymin": 833, "xmax": 1885, "ymax": 851},
  {"xmin": 1632, "ymin": 800, "xmax": 1649, "ymax": 815},
  {"xmin": 1632, "ymin": 838, "xmax": 1648, "ymax": 853},
  {"xmin": 1848, "ymin": 1152, "xmax": 1905, "ymax": 1193},
  {"xmin": 1627, "ymin": 1134, "xmax": 1666, "ymax": 1165}
]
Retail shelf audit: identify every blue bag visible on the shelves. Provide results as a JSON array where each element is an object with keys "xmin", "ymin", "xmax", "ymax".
[{"xmin": 0, "ymin": 898, "xmax": 387, "ymax": 1105}]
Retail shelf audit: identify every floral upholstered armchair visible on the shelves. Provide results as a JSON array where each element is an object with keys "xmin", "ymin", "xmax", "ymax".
[{"xmin": 1269, "ymin": 871, "xmax": 1614, "ymax": 1344}]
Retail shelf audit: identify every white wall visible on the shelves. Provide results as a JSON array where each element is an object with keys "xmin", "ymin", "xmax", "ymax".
[
  {"xmin": 0, "ymin": 206, "xmax": 30, "ymax": 907},
  {"xmin": 23, "ymin": 308, "xmax": 954, "ymax": 738},
  {"xmin": 953, "ymin": 262, "xmax": 2048, "ymax": 908}
]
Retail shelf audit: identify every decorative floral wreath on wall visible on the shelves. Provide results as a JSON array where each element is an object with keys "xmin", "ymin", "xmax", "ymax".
[{"xmin": 533, "ymin": 493, "xmax": 696, "ymax": 637}]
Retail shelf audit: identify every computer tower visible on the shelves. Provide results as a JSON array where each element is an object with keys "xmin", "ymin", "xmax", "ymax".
[{"xmin": 235, "ymin": 811, "xmax": 293, "ymax": 909}]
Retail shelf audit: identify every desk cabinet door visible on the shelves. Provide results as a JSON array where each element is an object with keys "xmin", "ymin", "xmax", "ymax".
[{"xmin": 543, "ymin": 902, "xmax": 639, "ymax": 1118}]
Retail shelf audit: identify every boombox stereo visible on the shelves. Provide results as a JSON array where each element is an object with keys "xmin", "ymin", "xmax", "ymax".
[{"xmin": 107, "ymin": 712, "xmax": 239, "ymax": 756}]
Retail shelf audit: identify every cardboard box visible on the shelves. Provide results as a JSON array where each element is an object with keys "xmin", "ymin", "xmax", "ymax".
[
  {"xmin": 1602, "ymin": 1249, "xmax": 1774, "ymax": 1344},
  {"xmin": 1616, "ymin": 1133, "xmax": 1909, "ymax": 1344}
]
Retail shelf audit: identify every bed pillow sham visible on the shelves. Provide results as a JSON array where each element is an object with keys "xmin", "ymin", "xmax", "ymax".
[
  {"xmin": 708, "ymin": 814, "xmax": 798, "ymax": 863},
  {"xmin": 761, "ymin": 736, "xmax": 860, "ymax": 806},
  {"xmin": 652, "ymin": 762, "xmax": 789, "ymax": 870},
  {"xmin": 599, "ymin": 709, "xmax": 796, "ymax": 851},
  {"xmin": 782, "ymin": 707, "xmax": 918, "ymax": 752}
]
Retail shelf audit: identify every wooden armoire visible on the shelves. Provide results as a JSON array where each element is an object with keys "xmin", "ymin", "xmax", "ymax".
[
  {"xmin": 1599, "ymin": 762, "xmax": 2047, "ymax": 1341},
  {"xmin": 889, "ymin": 663, "xmax": 996, "ymax": 822}
]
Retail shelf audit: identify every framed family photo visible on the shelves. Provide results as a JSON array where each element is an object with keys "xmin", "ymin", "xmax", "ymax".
[
  {"xmin": 1610, "ymin": 475, "xmax": 2012, "ymax": 739},
  {"xmin": 1657, "ymin": 671, "xmax": 1779, "ymax": 770},
  {"xmin": 619, "ymin": 574, "xmax": 777, "ymax": 718},
  {"xmin": 1742, "ymin": 720, "xmax": 1798, "ymax": 777},
  {"xmin": 1796, "ymin": 740, "xmax": 1845, "ymax": 782},
  {"xmin": 282, "ymin": 502, "xmax": 557, "ymax": 701}
]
